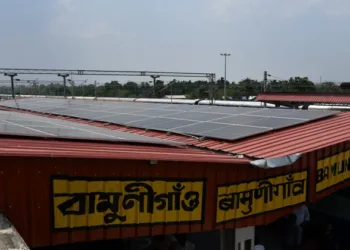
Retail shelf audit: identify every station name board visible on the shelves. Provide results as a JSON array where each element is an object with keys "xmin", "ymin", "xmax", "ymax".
[
  {"xmin": 52, "ymin": 176, "xmax": 205, "ymax": 230},
  {"xmin": 316, "ymin": 149, "xmax": 350, "ymax": 192},
  {"xmin": 216, "ymin": 171, "xmax": 308, "ymax": 223}
]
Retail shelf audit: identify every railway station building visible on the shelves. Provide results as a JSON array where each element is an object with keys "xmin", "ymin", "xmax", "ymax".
[{"xmin": 0, "ymin": 97, "xmax": 348, "ymax": 250}]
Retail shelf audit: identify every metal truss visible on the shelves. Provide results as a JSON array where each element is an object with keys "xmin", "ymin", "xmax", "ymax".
[
  {"xmin": 0, "ymin": 68, "xmax": 215, "ymax": 81},
  {"xmin": 0, "ymin": 68, "xmax": 216, "ymax": 103}
]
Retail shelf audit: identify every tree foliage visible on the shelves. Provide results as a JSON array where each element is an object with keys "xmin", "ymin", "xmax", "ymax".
[{"xmin": 1, "ymin": 76, "xmax": 347, "ymax": 100}]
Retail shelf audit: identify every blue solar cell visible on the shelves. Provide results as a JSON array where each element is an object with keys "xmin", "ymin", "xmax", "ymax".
[{"xmin": 128, "ymin": 117, "xmax": 195, "ymax": 130}]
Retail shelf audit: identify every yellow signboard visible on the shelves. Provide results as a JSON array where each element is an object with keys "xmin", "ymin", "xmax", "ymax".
[
  {"xmin": 316, "ymin": 150, "xmax": 350, "ymax": 193},
  {"xmin": 216, "ymin": 171, "xmax": 308, "ymax": 223},
  {"xmin": 52, "ymin": 176, "xmax": 205, "ymax": 229}
]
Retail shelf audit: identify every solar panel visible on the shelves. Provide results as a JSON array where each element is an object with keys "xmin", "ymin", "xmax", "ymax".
[
  {"xmin": 201, "ymin": 125, "xmax": 270, "ymax": 140},
  {"xmin": 167, "ymin": 112, "xmax": 228, "ymax": 121},
  {"xmin": 99, "ymin": 114, "xmax": 152, "ymax": 124},
  {"xmin": 213, "ymin": 115, "xmax": 266, "ymax": 124},
  {"xmin": 127, "ymin": 117, "xmax": 195, "ymax": 130},
  {"xmin": 18, "ymin": 105, "xmax": 40, "ymax": 110},
  {"xmin": 4, "ymin": 119, "xmax": 48, "ymax": 127},
  {"xmin": 0, "ymin": 123, "xmax": 43, "ymax": 136},
  {"xmin": 173, "ymin": 122, "xmax": 229, "ymax": 134},
  {"xmin": 155, "ymin": 104, "xmax": 198, "ymax": 111},
  {"xmin": 131, "ymin": 109, "xmax": 183, "ymax": 117},
  {"xmin": 279, "ymin": 110, "xmax": 334, "ymax": 120},
  {"xmin": 40, "ymin": 108, "xmax": 68, "ymax": 113},
  {"xmin": 252, "ymin": 108, "xmax": 293, "ymax": 116},
  {"xmin": 107, "ymin": 107, "xmax": 148, "ymax": 114},
  {"xmin": 199, "ymin": 106, "xmax": 262, "ymax": 115},
  {"xmin": 0, "ymin": 110, "xmax": 179, "ymax": 145},
  {"xmin": 0, "ymin": 98, "xmax": 339, "ymax": 141},
  {"xmin": 245, "ymin": 117, "xmax": 304, "ymax": 128},
  {"xmin": 50, "ymin": 109, "xmax": 87, "ymax": 116},
  {"xmin": 70, "ymin": 111, "xmax": 115, "ymax": 120}
]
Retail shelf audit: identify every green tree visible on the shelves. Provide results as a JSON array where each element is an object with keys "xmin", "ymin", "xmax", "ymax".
[
  {"xmin": 236, "ymin": 78, "xmax": 261, "ymax": 96},
  {"xmin": 317, "ymin": 82, "xmax": 342, "ymax": 92},
  {"xmin": 286, "ymin": 77, "xmax": 316, "ymax": 92}
]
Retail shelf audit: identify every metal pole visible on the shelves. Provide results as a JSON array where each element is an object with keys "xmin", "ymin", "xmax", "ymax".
[
  {"xmin": 150, "ymin": 75, "xmax": 160, "ymax": 97},
  {"xmin": 263, "ymin": 71, "xmax": 267, "ymax": 92},
  {"xmin": 221, "ymin": 53, "xmax": 230, "ymax": 100},
  {"xmin": 171, "ymin": 84, "xmax": 173, "ymax": 104},
  {"xmin": 153, "ymin": 78, "xmax": 156, "ymax": 96},
  {"xmin": 63, "ymin": 76, "xmax": 67, "ymax": 98},
  {"xmin": 58, "ymin": 74, "xmax": 69, "ymax": 98},
  {"xmin": 94, "ymin": 80, "xmax": 97, "ymax": 99},
  {"xmin": 210, "ymin": 78, "xmax": 215, "ymax": 105},
  {"xmin": 10, "ymin": 76, "xmax": 15, "ymax": 98},
  {"xmin": 71, "ymin": 81, "xmax": 75, "ymax": 99},
  {"xmin": 224, "ymin": 55, "xmax": 227, "ymax": 100},
  {"xmin": 263, "ymin": 71, "xmax": 268, "ymax": 108},
  {"xmin": 220, "ymin": 230, "xmax": 226, "ymax": 250},
  {"xmin": 4, "ymin": 73, "xmax": 18, "ymax": 98}
]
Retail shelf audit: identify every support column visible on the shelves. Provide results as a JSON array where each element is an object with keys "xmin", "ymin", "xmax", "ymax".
[
  {"xmin": 58, "ymin": 73, "xmax": 70, "ymax": 98},
  {"xmin": 220, "ymin": 229, "xmax": 235, "ymax": 250}
]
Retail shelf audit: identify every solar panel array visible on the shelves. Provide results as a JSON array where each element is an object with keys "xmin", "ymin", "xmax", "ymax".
[
  {"xmin": 0, "ymin": 109, "xmax": 179, "ymax": 145},
  {"xmin": 0, "ymin": 98, "xmax": 338, "ymax": 141}
]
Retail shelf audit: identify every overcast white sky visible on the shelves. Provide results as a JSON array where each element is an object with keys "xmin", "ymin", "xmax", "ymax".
[{"xmin": 0, "ymin": 0, "xmax": 349, "ymax": 83}]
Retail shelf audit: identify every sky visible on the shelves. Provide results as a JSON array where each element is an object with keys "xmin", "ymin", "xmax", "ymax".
[{"xmin": 0, "ymin": 0, "xmax": 350, "ymax": 84}]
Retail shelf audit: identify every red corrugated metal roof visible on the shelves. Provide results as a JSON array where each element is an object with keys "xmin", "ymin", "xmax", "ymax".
[
  {"xmin": 0, "ymin": 138, "xmax": 247, "ymax": 164},
  {"xmin": 200, "ymin": 112, "xmax": 350, "ymax": 159},
  {"xmin": 256, "ymin": 93, "xmax": 350, "ymax": 104},
  {"xmin": 55, "ymin": 112, "xmax": 350, "ymax": 159},
  {"xmin": 1, "ymin": 106, "xmax": 350, "ymax": 160}
]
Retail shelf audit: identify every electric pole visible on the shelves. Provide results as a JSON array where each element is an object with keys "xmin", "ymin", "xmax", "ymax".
[
  {"xmin": 263, "ymin": 71, "xmax": 271, "ymax": 108},
  {"xmin": 264, "ymin": 71, "xmax": 268, "ymax": 92},
  {"xmin": 220, "ymin": 53, "xmax": 231, "ymax": 100},
  {"xmin": 4, "ymin": 73, "xmax": 18, "ymax": 98}
]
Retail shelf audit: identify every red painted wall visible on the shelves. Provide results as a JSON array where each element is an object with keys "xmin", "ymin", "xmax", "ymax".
[{"xmin": 0, "ymin": 141, "xmax": 348, "ymax": 248}]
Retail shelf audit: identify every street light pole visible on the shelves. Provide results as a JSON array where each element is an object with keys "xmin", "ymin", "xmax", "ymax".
[
  {"xmin": 4, "ymin": 73, "xmax": 18, "ymax": 98},
  {"xmin": 220, "ymin": 53, "xmax": 231, "ymax": 100},
  {"xmin": 57, "ymin": 73, "xmax": 69, "ymax": 98}
]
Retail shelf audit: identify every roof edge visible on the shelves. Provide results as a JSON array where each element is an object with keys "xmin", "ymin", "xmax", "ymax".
[{"xmin": 249, "ymin": 153, "xmax": 302, "ymax": 168}]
